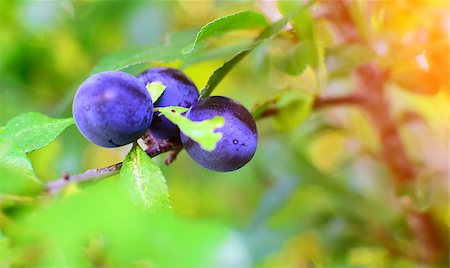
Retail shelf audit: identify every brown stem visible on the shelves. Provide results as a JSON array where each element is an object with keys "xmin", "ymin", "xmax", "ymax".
[
  {"xmin": 254, "ymin": 94, "xmax": 362, "ymax": 120},
  {"xmin": 253, "ymin": 107, "xmax": 279, "ymax": 120},
  {"xmin": 354, "ymin": 63, "xmax": 415, "ymax": 185},
  {"xmin": 313, "ymin": 94, "xmax": 363, "ymax": 109},
  {"xmin": 354, "ymin": 63, "xmax": 443, "ymax": 263}
]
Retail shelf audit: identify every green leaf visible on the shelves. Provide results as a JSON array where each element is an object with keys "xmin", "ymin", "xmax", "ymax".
[
  {"xmin": 155, "ymin": 106, "xmax": 224, "ymax": 151},
  {"xmin": 146, "ymin": 82, "xmax": 166, "ymax": 102},
  {"xmin": 0, "ymin": 113, "xmax": 74, "ymax": 153},
  {"xmin": 200, "ymin": 6, "xmax": 311, "ymax": 98},
  {"xmin": 183, "ymin": 10, "xmax": 268, "ymax": 55},
  {"xmin": 120, "ymin": 143, "xmax": 170, "ymax": 211}
]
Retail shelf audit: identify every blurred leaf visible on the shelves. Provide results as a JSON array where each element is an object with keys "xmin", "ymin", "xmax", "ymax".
[
  {"xmin": 307, "ymin": 130, "xmax": 347, "ymax": 173},
  {"xmin": 26, "ymin": 180, "xmax": 228, "ymax": 267},
  {"xmin": 393, "ymin": 68, "xmax": 440, "ymax": 95},
  {"xmin": 248, "ymin": 177, "xmax": 299, "ymax": 229},
  {"xmin": 183, "ymin": 10, "xmax": 268, "ymax": 54},
  {"xmin": 348, "ymin": 247, "xmax": 388, "ymax": 267},
  {"xmin": 0, "ymin": 112, "xmax": 74, "ymax": 153},
  {"xmin": 348, "ymin": 109, "xmax": 380, "ymax": 153},
  {"xmin": 0, "ymin": 237, "xmax": 12, "ymax": 267},
  {"xmin": 277, "ymin": 0, "xmax": 320, "ymax": 71},
  {"xmin": 326, "ymin": 44, "xmax": 376, "ymax": 77},
  {"xmin": 273, "ymin": 90, "xmax": 313, "ymax": 131},
  {"xmin": 146, "ymin": 81, "xmax": 166, "ymax": 102},
  {"xmin": 121, "ymin": 143, "xmax": 170, "ymax": 211},
  {"xmin": 275, "ymin": 41, "xmax": 311, "ymax": 75},
  {"xmin": 156, "ymin": 106, "xmax": 224, "ymax": 151},
  {"xmin": 261, "ymin": 232, "xmax": 326, "ymax": 268},
  {"xmin": 277, "ymin": 0, "xmax": 313, "ymax": 36}
]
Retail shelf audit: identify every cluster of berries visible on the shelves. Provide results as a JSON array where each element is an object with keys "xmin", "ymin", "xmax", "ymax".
[{"xmin": 72, "ymin": 67, "xmax": 257, "ymax": 171}]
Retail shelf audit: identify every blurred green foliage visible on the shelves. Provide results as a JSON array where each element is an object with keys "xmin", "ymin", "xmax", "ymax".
[{"xmin": 1, "ymin": 1, "xmax": 449, "ymax": 267}]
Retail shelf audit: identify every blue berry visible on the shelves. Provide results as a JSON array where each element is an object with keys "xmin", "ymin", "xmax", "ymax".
[
  {"xmin": 180, "ymin": 96, "xmax": 258, "ymax": 172},
  {"xmin": 73, "ymin": 71, "xmax": 153, "ymax": 147},
  {"xmin": 136, "ymin": 67, "xmax": 199, "ymax": 140}
]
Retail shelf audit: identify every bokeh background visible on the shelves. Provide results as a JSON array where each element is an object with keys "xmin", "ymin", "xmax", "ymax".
[{"xmin": 0, "ymin": 1, "xmax": 448, "ymax": 267}]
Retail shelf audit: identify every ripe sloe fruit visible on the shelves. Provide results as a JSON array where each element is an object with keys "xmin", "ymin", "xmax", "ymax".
[
  {"xmin": 136, "ymin": 67, "xmax": 199, "ymax": 140},
  {"xmin": 73, "ymin": 71, "xmax": 153, "ymax": 148},
  {"xmin": 180, "ymin": 96, "xmax": 258, "ymax": 172}
]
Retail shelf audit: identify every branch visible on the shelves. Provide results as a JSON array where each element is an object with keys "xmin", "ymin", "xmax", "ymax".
[
  {"xmin": 305, "ymin": 1, "xmax": 446, "ymax": 264},
  {"xmin": 253, "ymin": 94, "xmax": 362, "ymax": 120},
  {"xmin": 45, "ymin": 162, "xmax": 122, "ymax": 195},
  {"xmin": 253, "ymin": 107, "xmax": 279, "ymax": 120},
  {"xmin": 313, "ymin": 94, "xmax": 363, "ymax": 109},
  {"xmin": 319, "ymin": 0, "xmax": 443, "ymax": 263},
  {"xmin": 44, "ymin": 132, "xmax": 182, "ymax": 195}
]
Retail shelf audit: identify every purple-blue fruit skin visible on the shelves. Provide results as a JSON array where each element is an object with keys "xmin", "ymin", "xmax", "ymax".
[
  {"xmin": 73, "ymin": 71, "xmax": 153, "ymax": 148},
  {"xmin": 136, "ymin": 67, "xmax": 199, "ymax": 140},
  {"xmin": 180, "ymin": 96, "xmax": 258, "ymax": 172}
]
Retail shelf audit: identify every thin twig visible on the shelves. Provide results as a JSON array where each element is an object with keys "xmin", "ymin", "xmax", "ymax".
[
  {"xmin": 45, "ymin": 163, "xmax": 123, "ymax": 195},
  {"xmin": 45, "ymin": 133, "xmax": 182, "ymax": 195}
]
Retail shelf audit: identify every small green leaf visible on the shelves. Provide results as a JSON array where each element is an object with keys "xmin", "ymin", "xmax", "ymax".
[
  {"xmin": 0, "ymin": 113, "xmax": 74, "ymax": 153},
  {"xmin": 155, "ymin": 107, "xmax": 224, "ymax": 151},
  {"xmin": 273, "ymin": 90, "xmax": 313, "ymax": 131},
  {"xmin": 275, "ymin": 41, "xmax": 312, "ymax": 75},
  {"xmin": 121, "ymin": 143, "xmax": 170, "ymax": 211},
  {"xmin": 183, "ymin": 10, "xmax": 268, "ymax": 54},
  {"xmin": 146, "ymin": 82, "xmax": 166, "ymax": 102}
]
